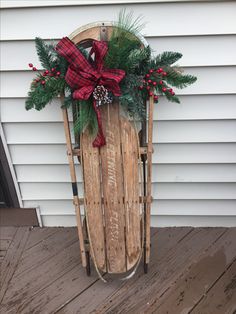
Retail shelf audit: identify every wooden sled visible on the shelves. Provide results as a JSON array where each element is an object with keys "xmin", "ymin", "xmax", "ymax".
[{"xmin": 61, "ymin": 22, "xmax": 154, "ymax": 278}]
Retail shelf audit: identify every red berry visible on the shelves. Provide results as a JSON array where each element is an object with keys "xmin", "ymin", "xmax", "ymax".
[
  {"xmin": 162, "ymin": 72, "xmax": 167, "ymax": 76},
  {"xmin": 45, "ymin": 70, "xmax": 49, "ymax": 74},
  {"xmin": 148, "ymin": 79, "xmax": 152, "ymax": 84},
  {"xmin": 41, "ymin": 80, "xmax": 46, "ymax": 85},
  {"xmin": 171, "ymin": 91, "xmax": 175, "ymax": 96},
  {"xmin": 146, "ymin": 86, "xmax": 150, "ymax": 90},
  {"xmin": 149, "ymin": 92, "xmax": 153, "ymax": 97},
  {"xmin": 29, "ymin": 63, "xmax": 33, "ymax": 68},
  {"xmin": 159, "ymin": 80, "xmax": 163, "ymax": 85},
  {"xmin": 32, "ymin": 67, "xmax": 37, "ymax": 71},
  {"xmin": 51, "ymin": 68, "xmax": 56, "ymax": 72},
  {"xmin": 154, "ymin": 95, "xmax": 158, "ymax": 101},
  {"xmin": 56, "ymin": 71, "xmax": 61, "ymax": 76},
  {"xmin": 146, "ymin": 74, "xmax": 150, "ymax": 78},
  {"xmin": 169, "ymin": 88, "xmax": 173, "ymax": 93},
  {"xmin": 152, "ymin": 81, "xmax": 157, "ymax": 86},
  {"xmin": 157, "ymin": 68, "xmax": 163, "ymax": 73},
  {"xmin": 149, "ymin": 69, "xmax": 154, "ymax": 73},
  {"xmin": 162, "ymin": 87, "xmax": 167, "ymax": 92},
  {"xmin": 139, "ymin": 86, "xmax": 144, "ymax": 90}
]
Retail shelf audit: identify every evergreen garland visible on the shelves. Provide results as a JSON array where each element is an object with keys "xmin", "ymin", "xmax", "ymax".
[{"xmin": 26, "ymin": 11, "xmax": 197, "ymax": 137}]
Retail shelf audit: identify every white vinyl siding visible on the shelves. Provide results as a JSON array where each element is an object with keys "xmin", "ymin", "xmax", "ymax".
[{"xmin": 1, "ymin": 1, "xmax": 236, "ymax": 226}]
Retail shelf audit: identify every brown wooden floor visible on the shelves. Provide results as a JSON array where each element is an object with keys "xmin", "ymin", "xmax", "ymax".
[{"xmin": 0, "ymin": 226, "xmax": 235, "ymax": 314}]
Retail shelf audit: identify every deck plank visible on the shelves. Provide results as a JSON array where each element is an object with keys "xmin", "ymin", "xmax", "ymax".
[
  {"xmin": 0, "ymin": 227, "xmax": 30, "ymax": 304},
  {"xmin": 1, "ymin": 240, "xmax": 81, "ymax": 313},
  {"xmin": 24, "ymin": 226, "xmax": 59, "ymax": 250},
  {"xmin": 13, "ymin": 227, "xmax": 77, "ymax": 277},
  {"xmin": 95, "ymin": 228, "xmax": 226, "ymax": 314},
  {"xmin": 0, "ymin": 239, "xmax": 12, "ymax": 261},
  {"xmin": 0, "ymin": 226, "xmax": 18, "ymax": 240},
  {"xmin": 191, "ymin": 259, "xmax": 236, "ymax": 314},
  {"xmin": 10, "ymin": 264, "xmax": 97, "ymax": 314},
  {"xmin": 57, "ymin": 227, "xmax": 192, "ymax": 314},
  {"xmin": 0, "ymin": 227, "xmax": 17, "ymax": 264},
  {"xmin": 149, "ymin": 228, "xmax": 236, "ymax": 313}
]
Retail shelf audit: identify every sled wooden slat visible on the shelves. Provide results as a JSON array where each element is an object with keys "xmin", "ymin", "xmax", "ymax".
[
  {"xmin": 100, "ymin": 102, "xmax": 126, "ymax": 273},
  {"xmin": 120, "ymin": 116, "xmax": 141, "ymax": 270},
  {"xmin": 81, "ymin": 129, "xmax": 106, "ymax": 272}
]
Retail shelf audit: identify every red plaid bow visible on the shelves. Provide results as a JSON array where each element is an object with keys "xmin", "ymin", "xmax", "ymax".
[{"xmin": 56, "ymin": 37, "xmax": 125, "ymax": 147}]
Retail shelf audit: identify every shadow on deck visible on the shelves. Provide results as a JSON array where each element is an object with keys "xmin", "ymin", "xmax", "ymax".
[{"xmin": 0, "ymin": 226, "xmax": 236, "ymax": 313}]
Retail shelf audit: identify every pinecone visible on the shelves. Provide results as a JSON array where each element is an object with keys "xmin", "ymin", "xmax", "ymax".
[{"xmin": 93, "ymin": 85, "xmax": 112, "ymax": 106}]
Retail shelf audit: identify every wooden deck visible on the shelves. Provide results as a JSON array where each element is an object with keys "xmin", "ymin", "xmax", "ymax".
[{"xmin": 0, "ymin": 226, "xmax": 235, "ymax": 314}]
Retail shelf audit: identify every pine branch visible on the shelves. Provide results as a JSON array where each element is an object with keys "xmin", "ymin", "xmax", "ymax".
[
  {"xmin": 105, "ymin": 10, "xmax": 146, "ymax": 71},
  {"xmin": 120, "ymin": 74, "xmax": 146, "ymax": 119},
  {"xmin": 113, "ymin": 9, "xmax": 146, "ymax": 40},
  {"xmin": 155, "ymin": 51, "xmax": 183, "ymax": 66},
  {"xmin": 73, "ymin": 100, "xmax": 98, "ymax": 135},
  {"xmin": 166, "ymin": 68, "xmax": 197, "ymax": 89},
  {"xmin": 164, "ymin": 92, "xmax": 180, "ymax": 103},
  {"xmin": 35, "ymin": 37, "xmax": 56, "ymax": 70},
  {"xmin": 126, "ymin": 46, "xmax": 151, "ymax": 74},
  {"xmin": 26, "ymin": 84, "xmax": 57, "ymax": 111},
  {"xmin": 25, "ymin": 77, "xmax": 66, "ymax": 111}
]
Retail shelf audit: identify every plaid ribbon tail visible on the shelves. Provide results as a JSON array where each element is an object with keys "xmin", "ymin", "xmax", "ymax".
[{"xmin": 92, "ymin": 100, "xmax": 106, "ymax": 148}]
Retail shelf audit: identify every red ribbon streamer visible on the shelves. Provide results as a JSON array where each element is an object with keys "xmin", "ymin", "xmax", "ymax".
[{"xmin": 56, "ymin": 37, "xmax": 125, "ymax": 147}]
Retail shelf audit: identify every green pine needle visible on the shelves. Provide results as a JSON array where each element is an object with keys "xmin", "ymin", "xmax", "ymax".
[
  {"xmin": 156, "ymin": 51, "xmax": 183, "ymax": 66},
  {"xmin": 113, "ymin": 9, "xmax": 146, "ymax": 40},
  {"xmin": 26, "ymin": 77, "xmax": 66, "ymax": 111},
  {"xmin": 166, "ymin": 68, "xmax": 197, "ymax": 89},
  {"xmin": 35, "ymin": 37, "xmax": 56, "ymax": 70},
  {"xmin": 73, "ymin": 100, "xmax": 98, "ymax": 136}
]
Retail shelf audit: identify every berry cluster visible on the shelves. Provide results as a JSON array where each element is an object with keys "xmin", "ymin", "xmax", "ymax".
[
  {"xmin": 28, "ymin": 63, "xmax": 61, "ymax": 86},
  {"xmin": 139, "ymin": 68, "xmax": 175, "ymax": 103}
]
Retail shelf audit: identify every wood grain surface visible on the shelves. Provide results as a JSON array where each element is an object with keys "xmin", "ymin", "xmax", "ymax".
[
  {"xmin": 81, "ymin": 128, "xmax": 106, "ymax": 272},
  {"xmin": 120, "ymin": 116, "xmax": 141, "ymax": 270},
  {"xmin": 100, "ymin": 102, "xmax": 126, "ymax": 273}
]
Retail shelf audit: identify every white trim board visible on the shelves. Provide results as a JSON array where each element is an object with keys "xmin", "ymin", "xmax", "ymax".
[
  {"xmin": 0, "ymin": 122, "xmax": 23, "ymax": 207},
  {"xmin": 0, "ymin": 0, "xmax": 225, "ymax": 9}
]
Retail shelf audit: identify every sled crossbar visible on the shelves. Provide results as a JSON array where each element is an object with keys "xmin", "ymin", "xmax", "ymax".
[
  {"xmin": 74, "ymin": 196, "xmax": 153, "ymax": 206},
  {"xmin": 72, "ymin": 147, "xmax": 154, "ymax": 156}
]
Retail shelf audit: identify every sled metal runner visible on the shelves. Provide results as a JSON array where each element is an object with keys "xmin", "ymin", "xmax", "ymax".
[{"xmin": 61, "ymin": 22, "xmax": 154, "ymax": 277}]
